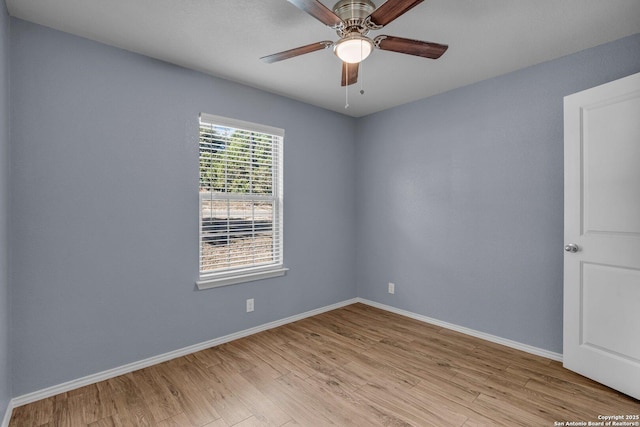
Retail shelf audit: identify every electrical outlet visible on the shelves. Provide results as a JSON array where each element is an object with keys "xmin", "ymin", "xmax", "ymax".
[
  {"xmin": 246, "ymin": 298, "xmax": 254, "ymax": 312},
  {"xmin": 388, "ymin": 282, "xmax": 395, "ymax": 294}
]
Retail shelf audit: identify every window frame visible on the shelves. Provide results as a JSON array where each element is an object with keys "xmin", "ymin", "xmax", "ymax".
[{"xmin": 196, "ymin": 113, "xmax": 287, "ymax": 290}]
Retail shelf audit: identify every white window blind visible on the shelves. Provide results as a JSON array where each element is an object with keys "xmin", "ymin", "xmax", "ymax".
[{"xmin": 198, "ymin": 113, "xmax": 285, "ymax": 288}]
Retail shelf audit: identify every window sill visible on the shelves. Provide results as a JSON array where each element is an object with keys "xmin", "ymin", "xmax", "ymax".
[{"xmin": 196, "ymin": 267, "xmax": 289, "ymax": 290}]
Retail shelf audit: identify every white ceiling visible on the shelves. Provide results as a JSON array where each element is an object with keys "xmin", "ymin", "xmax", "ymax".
[{"xmin": 6, "ymin": 0, "xmax": 640, "ymax": 117}]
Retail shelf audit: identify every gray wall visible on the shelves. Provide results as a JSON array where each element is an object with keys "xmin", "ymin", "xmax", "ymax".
[
  {"xmin": 9, "ymin": 18, "xmax": 357, "ymax": 396},
  {"xmin": 0, "ymin": 1, "xmax": 12, "ymax": 421},
  {"xmin": 355, "ymin": 33, "xmax": 640, "ymax": 353}
]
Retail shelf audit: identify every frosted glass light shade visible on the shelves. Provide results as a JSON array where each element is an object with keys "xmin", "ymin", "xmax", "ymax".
[{"xmin": 334, "ymin": 35, "xmax": 373, "ymax": 64}]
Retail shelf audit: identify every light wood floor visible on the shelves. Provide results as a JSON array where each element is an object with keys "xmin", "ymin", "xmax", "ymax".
[{"xmin": 10, "ymin": 303, "xmax": 639, "ymax": 426}]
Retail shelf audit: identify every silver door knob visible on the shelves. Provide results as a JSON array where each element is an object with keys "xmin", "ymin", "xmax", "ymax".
[{"xmin": 564, "ymin": 243, "xmax": 579, "ymax": 253}]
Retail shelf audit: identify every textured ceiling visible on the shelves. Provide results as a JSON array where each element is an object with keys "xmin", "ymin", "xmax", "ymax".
[{"xmin": 6, "ymin": 0, "xmax": 640, "ymax": 117}]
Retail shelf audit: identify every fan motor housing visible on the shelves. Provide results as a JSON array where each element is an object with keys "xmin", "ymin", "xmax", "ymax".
[{"xmin": 333, "ymin": 0, "xmax": 376, "ymax": 36}]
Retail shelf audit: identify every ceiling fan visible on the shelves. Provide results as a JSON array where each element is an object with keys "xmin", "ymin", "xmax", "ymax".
[{"xmin": 260, "ymin": 0, "xmax": 448, "ymax": 87}]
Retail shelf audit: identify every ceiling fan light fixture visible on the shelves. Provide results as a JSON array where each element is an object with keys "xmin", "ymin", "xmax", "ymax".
[{"xmin": 334, "ymin": 34, "xmax": 373, "ymax": 64}]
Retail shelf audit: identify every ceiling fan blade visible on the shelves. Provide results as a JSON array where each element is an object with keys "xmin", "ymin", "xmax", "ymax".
[
  {"xmin": 374, "ymin": 35, "xmax": 448, "ymax": 59},
  {"xmin": 366, "ymin": 0, "xmax": 424, "ymax": 28},
  {"xmin": 341, "ymin": 62, "xmax": 359, "ymax": 86},
  {"xmin": 260, "ymin": 41, "xmax": 333, "ymax": 63},
  {"xmin": 287, "ymin": 0, "xmax": 343, "ymax": 28}
]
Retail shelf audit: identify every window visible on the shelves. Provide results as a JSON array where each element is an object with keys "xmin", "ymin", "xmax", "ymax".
[{"xmin": 197, "ymin": 113, "xmax": 286, "ymax": 289}]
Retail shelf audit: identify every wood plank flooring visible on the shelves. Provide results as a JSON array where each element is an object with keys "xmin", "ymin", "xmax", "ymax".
[{"xmin": 10, "ymin": 303, "xmax": 640, "ymax": 426}]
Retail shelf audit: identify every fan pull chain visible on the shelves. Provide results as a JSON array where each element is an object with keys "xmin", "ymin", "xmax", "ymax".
[
  {"xmin": 360, "ymin": 43, "xmax": 365, "ymax": 95},
  {"xmin": 345, "ymin": 63, "xmax": 349, "ymax": 109}
]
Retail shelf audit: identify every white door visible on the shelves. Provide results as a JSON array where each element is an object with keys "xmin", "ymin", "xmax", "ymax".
[{"xmin": 564, "ymin": 72, "xmax": 640, "ymax": 399}]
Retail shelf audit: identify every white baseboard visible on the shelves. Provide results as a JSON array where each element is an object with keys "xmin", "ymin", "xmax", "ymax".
[
  {"xmin": 11, "ymin": 298, "xmax": 358, "ymax": 408},
  {"xmin": 357, "ymin": 298, "xmax": 563, "ymax": 362},
  {"xmin": 1, "ymin": 401, "xmax": 13, "ymax": 427},
  {"xmin": 11, "ymin": 296, "xmax": 562, "ymax": 409}
]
